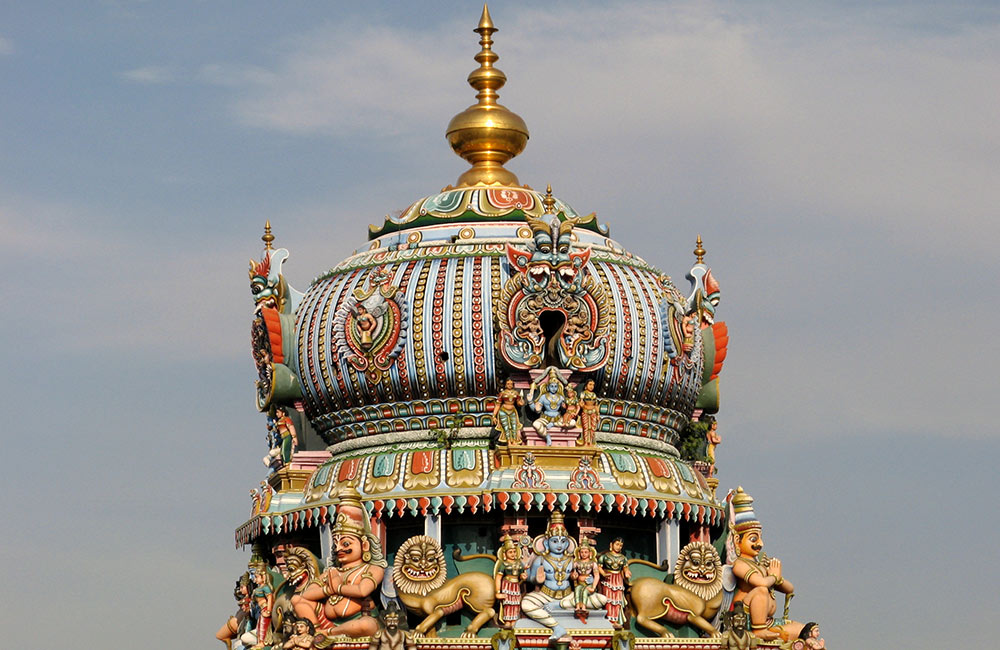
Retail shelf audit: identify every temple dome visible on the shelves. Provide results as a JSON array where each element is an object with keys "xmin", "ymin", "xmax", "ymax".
[{"xmin": 293, "ymin": 184, "xmax": 708, "ymax": 451}]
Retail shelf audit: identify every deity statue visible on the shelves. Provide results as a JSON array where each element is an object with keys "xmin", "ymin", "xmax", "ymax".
[
  {"xmin": 596, "ymin": 537, "xmax": 630, "ymax": 628},
  {"xmin": 250, "ymin": 563, "xmax": 275, "ymax": 646},
  {"xmin": 728, "ymin": 487, "xmax": 810, "ymax": 641},
  {"xmin": 522, "ymin": 512, "xmax": 606, "ymax": 638},
  {"xmin": 492, "ymin": 378, "xmax": 525, "ymax": 444},
  {"xmin": 355, "ymin": 305, "xmax": 377, "ymax": 349},
  {"xmin": 562, "ymin": 385, "xmax": 580, "ymax": 429},
  {"xmin": 282, "ymin": 619, "xmax": 316, "ymax": 650},
  {"xmin": 570, "ymin": 539, "xmax": 599, "ymax": 622},
  {"xmin": 799, "ymin": 623, "xmax": 825, "ymax": 649},
  {"xmin": 215, "ymin": 573, "xmax": 253, "ymax": 649},
  {"xmin": 577, "ymin": 379, "xmax": 599, "ymax": 446},
  {"xmin": 274, "ymin": 406, "xmax": 298, "ymax": 465},
  {"xmin": 367, "ymin": 603, "xmax": 416, "ymax": 650},
  {"xmin": 704, "ymin": 416, "xmax": 721, "ymax": 465},
  {"xmin": 494, "ymin": 535, "xmax": 527, "ymax": 628},
  {"xmin": 681, "ymin": 311, "xmax": 698, "ymax": 353},
  {"xmin": 262, "ymin": 416, "xmax": 282, "ymax": 471},
  {"xmin": 720, "ymin": 609, "xmax": 758, "ymax": 650},
  {"xmin": 529, "ymin": 368, "xmax": 566, "ymax": 444},
  {"xmin": 292, "ymin": 488, "xmax": 387, "ymax": 638}
]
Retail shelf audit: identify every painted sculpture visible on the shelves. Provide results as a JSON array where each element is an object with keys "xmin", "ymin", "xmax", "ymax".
[
  {"xmin": 282, "ymin": 619, "xmax": 316, "ymax": 650},
  {"xmin": 529, "ymin": 370, "xmax": 567, "ymax": 444},
  {"xmin": 390, "ymin": 535, "xmax": 496, "ymax": 637},
  {"xmin": 494, "ymin": 535, "xmax": 527, "ymax": 628},
  {"xmin": 250, "ymin": 562, "xmax": 275, "ymax": 646},
  {"xmin": 492, "ymin": 378, "xmax": 525, "ymax": 444},
  {"xmin": 273, "ymin": 406, "xmax": 297, "ymax": 465},
  {"xmin": 629, "ymin": 541, "xmax": 725, "ymax": 638},
  {"xmin": 577, "ymin": 379, "xmax": 599, "ymax": 446},
  {"xmin": 498, "ymin": 192, "xmax": 610, "ymax": 372},
  {"xmin": 522, "ymin": 512, "xmax": 606, "ymax": 638},
  {"xmin": 570, "ymin": 539, "xmax": 599, "ymax": 622},
  {"xmin": 292, "ymin": 489, "xmax": 386, "ymax": 638},
  {"xmin": 216, "ymin": 573, "xmax": 253, "ymax": 649},
  {"xmin": 596, "ymin": 537, "xmax": 630, "ymax": 629},
  {"xmin": 332, "ymin": 265, "xmax": 407, "ymax": 384},
  {"xmin": 719, "ymin": 609, "xmax": 758, "ymax": 650},
  {"xmin": 221, "ymin": 7, "xmax": 829, "ymax": 650},
  {"xmin": 367, "ymin": 603, "xmax": 416, "ymax": 650},
  {"xmin": 729, "ymin": 487, "xmax": 809, "ymax": 642}
]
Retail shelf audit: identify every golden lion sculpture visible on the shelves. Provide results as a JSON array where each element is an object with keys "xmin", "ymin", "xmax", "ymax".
[
  {"xmin": 391, "ymin": 535, "xmax": 496, "ymax": 637},
  {"xmin": 629, "ymin": 541, "xmax": 725, "ymax": 637}
]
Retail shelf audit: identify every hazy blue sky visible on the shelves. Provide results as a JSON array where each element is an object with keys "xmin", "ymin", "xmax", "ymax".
[{"xmin": 3, "ymin": 2, "xmax": 997, "ymax": 648}]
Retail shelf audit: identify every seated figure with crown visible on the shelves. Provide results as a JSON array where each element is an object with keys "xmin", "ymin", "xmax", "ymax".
[
  {"xmin": 729, "ymin": 487, "xmax": 814, "ymax": 642},
  {"xmin": 292, "ymin": 488, "xmax": 387, "ymax": 639}
]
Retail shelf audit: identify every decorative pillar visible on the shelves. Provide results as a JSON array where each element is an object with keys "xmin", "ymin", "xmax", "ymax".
[
  {"xmin": 425, "ymin": 514, "xmax": 442, "ymax": 542},
  {"xmin": 656, "ymin": 517, "xmax": 680, "ymax": 568},
  {"xmin": 319, "ymin": 523, "xmax": 333, "ymax": 567}
]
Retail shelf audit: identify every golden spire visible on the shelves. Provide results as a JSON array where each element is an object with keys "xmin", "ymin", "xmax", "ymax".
[
  {"xmin": 693, "ymin": 235, "xmax": 705, "ymax": 264},
  {"xmin": 542, "ymin": 184, "xmax": 556, "ymax": 214},
  {"xmin": 446, "ymin": 4, "xmax": 529, "ymax": 187},
  {"xmin": 262, "ymin": 220, "xmax": 275, "ymax": 250}
]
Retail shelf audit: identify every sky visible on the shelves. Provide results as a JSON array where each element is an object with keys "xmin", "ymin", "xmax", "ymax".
[{"xmin": 2, "ymin": 1, "xmax": 998, "ymax": 648}]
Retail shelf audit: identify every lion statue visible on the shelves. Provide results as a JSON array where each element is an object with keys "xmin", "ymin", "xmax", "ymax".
[
  {"xmin": 272, "ymin": 547, "xmax": 324, "ymax": 638},
  {"xmin": 629, "ymin": 541, "xmax": 725, "ymax": 637},
  {"xmin": 391, "ymin": 535, "xmax": 496, "ymax": 637}
]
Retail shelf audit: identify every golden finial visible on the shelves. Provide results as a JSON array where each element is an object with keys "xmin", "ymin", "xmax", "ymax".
[
  {"xmin": 262, "ymin": 220, "xmax": 275, "ymax": 250},
  {"xmin": 542, "ymin": 184, "xmax": 556, "ymax": 214},
  {"xmin": 446, "ymin": 4, "xmax": 529, "ymax": 187},
  {"xmin": 693, "ymin": 235, "xmax": 705, "ymax": 264}
]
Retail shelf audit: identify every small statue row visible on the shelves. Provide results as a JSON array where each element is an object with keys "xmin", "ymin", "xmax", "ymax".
[
  {"xmin": 492, "ymin": 368, "xmax": 599, "ymax": 446},
  {"xmin": 221, "ymin": 489, "xmax": 823, "ymax": 646}
]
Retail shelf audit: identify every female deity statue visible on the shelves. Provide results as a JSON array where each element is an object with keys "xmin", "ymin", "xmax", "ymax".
[
  {"xmin": 492, "ymin": 378, "xmax": 525, "ymax": 444},
  {"xmin": 577, "ymin": 379, "xmax": 599, "ymax": 447},
  {"xmin": 596, "ymin": 537, "xmax": 630, "ymax": 629},
  {"xmin": 250, "ymin": 564, "xmax": 274, "ymax": 645},
  {"xmin": 274, "ymin": 406, "xmax": 298, "ymax": 464},
  {"xmin": 570, "ymin": 540, "xmax": 600, "ymax": 622},
  {"xmin": 562, "ymin": 385, "xmax": 580, "ymax": 429},
  {"xmin": 494, "ymin": 535, "xmax": 527, "ymax": 627}
]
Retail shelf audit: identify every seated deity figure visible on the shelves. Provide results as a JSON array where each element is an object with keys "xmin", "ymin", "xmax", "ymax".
[
  {"xmin": 529, "ymin": 368, "xmax": 566, "ymax": 444},
  {"xmin": 521, "ymin": 512, "xmax": 606, "ymax": 638},
  {"xmin": 729, "ymin": 487, "xmax": 809, "ymax": 642},
  {"xmin": 292, "ymin": 488, "xmax": 387, "ymax": 638},
  {"xmin": 570, "ymin": 539, "xmax": 599, "ymax": 622}
]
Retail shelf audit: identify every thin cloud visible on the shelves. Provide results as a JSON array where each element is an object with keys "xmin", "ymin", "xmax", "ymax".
[{"xmin": 120, "ymin": 65, "xmax": 176, "ymax": 84}]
